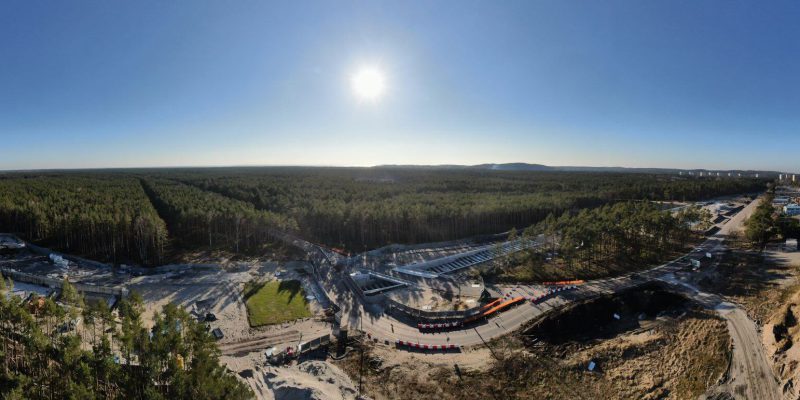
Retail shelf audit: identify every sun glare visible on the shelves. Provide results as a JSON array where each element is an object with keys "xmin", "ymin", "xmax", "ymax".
[{"xmin": 351, "ymin": 66, "xmax": 386, "ymax": 101}]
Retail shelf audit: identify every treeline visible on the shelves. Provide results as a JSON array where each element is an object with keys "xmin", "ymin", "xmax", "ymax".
[
  {"xmin": 0, "ymin": 175, "xmax": 167, "ymax": 265},
  {"xmin": 140, "ymin": 178, "xmax": 295, "ymax": 252},
  {"xmin": 154, "ymin": 167, "xmax": 765, "ymax": 251},
  {"xmin": 532, "ymin": 201, "xmax": 692, "ymax": 268},
  {"xmin": 744, "ymin": 187, "xmax": 800, "ymax": 250},
  {"xmin": 498, "ymin": 201, "xmax": 695, "ymax": 281},
  {"xmin": 0, "ymin": 169, "xmax": 766, "ymax": 261},
  {"xmin": 0, "ymin": 277, "xmax": 252, "ymax": 399}
]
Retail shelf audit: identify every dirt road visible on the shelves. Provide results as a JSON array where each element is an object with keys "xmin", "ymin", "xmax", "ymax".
[
  {"xmin": 717, "ymin": 305, "xmax": 780, "ymax": 400},
  {"xmin": 658, "ymin": 274, "xmax": 780, "ymax": 400}
]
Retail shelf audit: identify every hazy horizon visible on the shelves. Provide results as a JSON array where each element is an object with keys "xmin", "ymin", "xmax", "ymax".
[
  {"xmin": 3, "ymin": 1, "xmax": 799, "ymax": 171},
  {"xmin": 0, "ymin": 161, "xmax": 790, "ymax": 174}
]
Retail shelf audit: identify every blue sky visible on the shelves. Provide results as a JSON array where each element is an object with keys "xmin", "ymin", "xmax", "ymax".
[{"xmin": 1, "ymin": 1, "xmax": 799, "ymax": 171}]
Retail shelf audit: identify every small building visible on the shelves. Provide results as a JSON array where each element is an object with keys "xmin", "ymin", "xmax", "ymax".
[
  {"xmin": 786, "ymin": 239, "xmax": 798, "ymax": 251},
  {"xmin": 784, "ymin": 204, "xmax": 800, "ymax": 216}
]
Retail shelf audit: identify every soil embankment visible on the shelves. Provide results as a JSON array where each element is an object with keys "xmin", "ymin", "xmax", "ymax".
[
  {"xmin": 335, "ymin": 284, "xmax": 731, "ymax": 400},
  {"xmin": 525, "ymin": 284, "xmax": 731, "ymax": 399}
]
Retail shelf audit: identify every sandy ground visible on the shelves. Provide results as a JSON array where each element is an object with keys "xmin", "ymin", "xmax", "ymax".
[
  {"xmin": 129, "ymin": 262, "xmax": 329, "ymax": 343},
  {"xmin": 130, "ymin": 267, "xmax": 256, "ymax": 341},
  {"xmin": 222, "ymin": 353, "xmax": 357, "ymax": 400},
  {"xmin": 335, "ymin": 309, "xmax": 729, "ymax": 400},
  {"xmin": 756, "ymin": 249, "xmax": 800, "ymax": 398},
  {"xmin": 553, "ymin": 311, "xmax": 730, "ymax": 400},
  {"xmin": 128, "ymin": 261, "xmax": 344, "ymax": 399},
  {"xmin": 367, "ymin": 342, "xmax": 495, "ymax": 371}
]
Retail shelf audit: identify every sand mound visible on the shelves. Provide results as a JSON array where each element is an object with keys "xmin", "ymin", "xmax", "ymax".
[
  {"xmin": 764, "ymin": 289, "xmax": 800, "ymax": 397},
  {"xmin": 263, "ymin": 361, "xmax": 358, "ymax": 400}
]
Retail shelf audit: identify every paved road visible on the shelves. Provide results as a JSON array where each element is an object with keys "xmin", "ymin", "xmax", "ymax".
[
  {"xmin": 347, "ymin": 238, "xmax": 724, "ymax": 347},
  {"xmin": 337, "ymin": 197, "xmax": 759, "ymax": 344}
]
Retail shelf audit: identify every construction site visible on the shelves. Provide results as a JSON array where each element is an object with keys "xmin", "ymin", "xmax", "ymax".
[{"xmin": 1, "ymin": 193, "xmax": 793, "ymax": 399}]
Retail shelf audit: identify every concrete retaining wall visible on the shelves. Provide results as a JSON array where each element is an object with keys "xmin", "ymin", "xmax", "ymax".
[{"xmin": 385, "ymin": 297, "xmax": 482, "ymax": 323}]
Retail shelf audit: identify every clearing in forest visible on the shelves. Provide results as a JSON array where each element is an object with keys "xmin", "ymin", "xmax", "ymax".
[{"xmin": 245, "ymin": 280, "xmax": 311, "ymax": 326}]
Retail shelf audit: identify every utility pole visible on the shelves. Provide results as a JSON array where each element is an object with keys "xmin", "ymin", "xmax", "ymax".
[{"xmin": 358, "ymin": 313, "xmax": 364, "ymax": 395}]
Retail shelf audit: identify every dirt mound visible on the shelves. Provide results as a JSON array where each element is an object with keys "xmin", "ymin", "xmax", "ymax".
[
  {"xmin": 261, "ymin": 361, "xmax": 357, "ymax": 400},
  {"xmin": 522, "ymin": 285, "xmax": 730, "ymax": 399},
  {"xmin": 337, "ymin": 293, "xmax": 729, "ymax": 400},
  {"xmin": 223, "ymin": 352, "xmax": 359, "ymax": 400},
  {"xmin": 545, "ymin": 312, "xmax": 730, "ymax": 399},
  {"xmin": 764, "ymin": 288, "xmax": 800, "ymax": 397}
]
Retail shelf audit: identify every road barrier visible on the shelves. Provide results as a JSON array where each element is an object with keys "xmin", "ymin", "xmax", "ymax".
[
  {"xmin": 417, "ymin": 321, "xmax": 462, "ymax": 330},
  {"xmin": 395, "ymin": 340, "xmax": 458, "ymax": 351},
  {"xmin": 530, "ymin": 285, "xmax": 577, "ymax": 304},
  {"xmin": 463, "ymin": 296, "xmax": 526, "ymax": 324},
  {"xmin": 540, "ymin": 280, "xmax": 585, "ymax": 286},
  {"xmin": 479, "ymin": 298, "xmax": 503, "ymax": 311}
]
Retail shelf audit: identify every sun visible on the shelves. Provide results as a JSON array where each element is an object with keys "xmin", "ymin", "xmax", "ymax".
[{"xmin": 351, "ymin": 66, "xmax": 386, "ymax": 101}]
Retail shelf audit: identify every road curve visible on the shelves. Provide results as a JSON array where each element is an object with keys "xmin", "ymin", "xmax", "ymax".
[
  {"xmin": 347, "ymin": 231, "xmax": 781, "ymax": 399},
  {"xmin": 350, "ymin": 238, "xmax": 721, "ymax": 347}
]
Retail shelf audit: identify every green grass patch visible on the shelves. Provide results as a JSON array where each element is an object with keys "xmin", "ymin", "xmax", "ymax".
[{"xmin": 244, "ymin": 280, "xmax": 311, "ymax": 327}]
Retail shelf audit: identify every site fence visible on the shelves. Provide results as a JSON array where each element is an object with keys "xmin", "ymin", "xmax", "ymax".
[
  {"xmin": 297, "ymin": 334, "xmax": 331, "ymax": 354},
  {"xmin": 25, "ymin": 242, "xmax": 113, "ymax": 270},
  {"xmin": 0, "ymin": 267, "xmax": 128, "ymax": 298}
]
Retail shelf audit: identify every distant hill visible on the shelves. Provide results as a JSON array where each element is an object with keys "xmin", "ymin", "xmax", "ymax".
[
  {"xmin": 374, "ymin": 163, "xmax": 781, "ymax": 177},
  {"xmin": 473, "ymin": 163, "xmax": 554, "ymax": 171}
]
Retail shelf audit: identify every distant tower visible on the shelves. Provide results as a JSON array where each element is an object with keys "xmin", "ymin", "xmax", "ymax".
[
  {"xmin": 679, "ymin": 171, "xmax": 683, "ymax": 176},
  {"xmin": 716, "ymin": 172, "xmax": 720, "ymax": 176},
  {"xmin": 794, "ymin": 175, "xmax": 796, "ymax": 183},
  {"xmin": 780, "ymin": 174, "xmax": 784, "ymax": 180},
  {"xmin": 728, "ymin": 172, "xmax": 731, "ymax": 177},
  {"xmin": 756, "ymin": 173, "xmax": 759, "ymax": 178}
]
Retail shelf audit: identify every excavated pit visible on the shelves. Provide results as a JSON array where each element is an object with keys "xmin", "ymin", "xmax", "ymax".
[{"xmin": 526, "ymin": 283, "xmax": 691, "ymax": 345}]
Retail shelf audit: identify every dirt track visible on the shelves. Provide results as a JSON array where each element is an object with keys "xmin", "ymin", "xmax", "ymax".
[
  {"xmin": 717, "ymin": 305, "xmax": 780, "ymax": 400},
  {"xmin": 218, "ymin": 330, "xmax": 303, "ymax": 355},
  {"xmin": 659, "ymin": 275, "xmax": 781, "ymax": 400}
]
